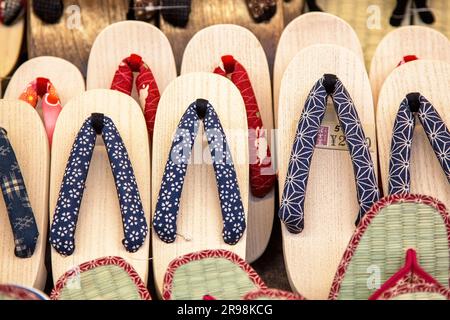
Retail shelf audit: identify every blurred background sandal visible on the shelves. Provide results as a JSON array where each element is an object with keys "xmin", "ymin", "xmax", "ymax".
[
  {"xmin": 243, "ymin": 288, "xmax": 306, "ymax": 300},
  {"xmin": 51, "ymin": 256, "xmax": 151, "ymax": 300}
]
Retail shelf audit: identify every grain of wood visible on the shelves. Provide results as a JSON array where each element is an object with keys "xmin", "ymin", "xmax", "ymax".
[
  {"xmin": 377, "ymin": 60, "xmax": 450, "ymax": 210},
  {"xmin": 160, "ymin": 0, "xmax": 284, "ymax": 74},
  {"xmin": 0, "ymin": 99, "xmax": 49, "ymax": 289},
  {"xmin": 369, "ymin": 26, "xmax": 450, "ymax": 108},
  {"xmin": 0, "ymin": 19, "xmax": 24, "ymax": 81},
  {"xmin": 152, "ymin": 72, "xmax": 248, "ymax": 296},
  {"xmin": 87, "ymin": 21, "xmax": 177, "ymax": 111},
  {"xmin": 28, "ymin": 0, "xmax": 129, "ymax": 76},
  {"xmin": 180, "ymin": 24, "xmax": 274, "ymax": 263},
  {"xmin": 277, "ymin": 44, "xmax": 377, "ymax": 299},
  {"xmin": 273, "ymin": 12, "xmax": 363, "ymax": 123},
  {"xmin": 49, "ymin": 89, "xmax": 151, "ymax": 283}
]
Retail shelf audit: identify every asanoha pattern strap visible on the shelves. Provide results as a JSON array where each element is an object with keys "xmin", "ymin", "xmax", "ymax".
[
  {"xmin": 50, "ymin": 114, "xmax": 148, "ymax": 256},
  {"xmin": 19, "ymin": 77, "xmax": 62, "ymax": 146},
  {"xmin": 153, "ymin": 99, "xmax": 246, "ymax": 245},
  {"xmin": 278, "ymin": 74, "xmax": 380, "ymax": 233},
  {"xmin": 389, "ymin": 93, "xmax": 450, "ymax": 194},
  {"xmin": 214, "ymin": 55, "xmax": 276, "ymax": 198},
  {"xmin": 111, "ymin": 54, "xmax": 160, "ymax": 139},
  {"xmin": 0, "ymin": 128, "xmax": 39, "ymax": 258}
]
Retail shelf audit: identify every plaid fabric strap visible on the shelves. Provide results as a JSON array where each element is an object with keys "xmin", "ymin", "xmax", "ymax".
[
  {"xmin": 278, "ymin": 74, "xmax": 380, "ymax": 234},
  {"xmin": 388, "ymin": 93, "xmax": 450, "ymax": 194},
  {"xmin": 214, "ymin": 55, "xmax": 276, "ymax": 198},
  {"xmin": 0, "ymin": 128, "xmax": 39, "ymax": 258},
  {"xmin": 111, "ymin": 54, "xmax": 160, "ymax": 139},
  {"xmin": 50, "ymin": 114, "xmax": 148, "ymax": 256},
  {"xmin": 153, "ymin": 99, "xmax": 246, "ymax": 245}
]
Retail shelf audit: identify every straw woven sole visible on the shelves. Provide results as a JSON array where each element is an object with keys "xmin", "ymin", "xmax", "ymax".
[
  {"xmin": 163, "ymin": 249, "xmax": 266, "ymax": 300},
  {"xmin": 51, "ymin": 256, "xmax": 150, "ymax": 300},
  {"xmin": 329, "ymin": 194, "xmax": 450, "ymax": 300}
]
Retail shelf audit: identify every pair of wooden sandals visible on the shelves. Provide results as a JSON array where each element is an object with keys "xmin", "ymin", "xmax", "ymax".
[
  {"xmin": 274, "ymin": 12, "xmax": 450, "ymax": 299},
  {"xmin": 0, "ymin": 21, "xmax": 277, "ymax": 299}
]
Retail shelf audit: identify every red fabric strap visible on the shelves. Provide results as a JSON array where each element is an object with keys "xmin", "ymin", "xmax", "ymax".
[
  {"xmin": 396, "ymin": 55, "xmax": 419, "ymax": 67},
  {"xmin": 369, "ymin": 249, "xmax": 440, "ymax": 300},
  {"xmin": 111, "ymin": 54, "xmax": 160, "ymax": 139},
  {"xmin": 214, "ymin": 55, "xmax": 276, "ymax": 198}
]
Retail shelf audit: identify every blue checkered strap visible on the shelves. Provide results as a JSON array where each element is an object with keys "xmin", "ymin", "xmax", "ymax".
[
  {"xmin": 153, "ymin": 99, "xmax": 246, "ymax": 245},
  {"xmin": 0, "ymin": 128, "xmax": 39, "ymax": 258},
  {"xmin": 50, "ymin": 114, "xmax": 148, "ymax": 256},
  {"xmin": 278, "ymin": 74, "xmax": 380, "ymax": 234},
  {"xmin": 388, "ymin": 93, "xmax": 450, "ymax": 194}
]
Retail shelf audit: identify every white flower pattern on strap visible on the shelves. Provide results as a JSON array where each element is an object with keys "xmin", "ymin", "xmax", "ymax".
[
  {"xmin": 50, "ymin": 115, "xmax": 148, "ymax": 256},
  {"xmin": 153, "ymin": 101, "xmax": 246, "ymax": 245}
]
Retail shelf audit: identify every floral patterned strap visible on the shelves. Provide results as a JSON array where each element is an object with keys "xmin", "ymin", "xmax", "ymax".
[
  {"xmin": 214, "ymin": 55, "xmax": 277, "ymax": 198},
  {"xmin": 389, "ymin": 93, "xmax": 450, "ymax": 195},
  {"xmin": 50, "ymin": 114, "xmax": 148, "ymax": 256},
  {"xmin": 278, "ymin": 74, "xmax": 380, "ymax": 234},
  {"xmin": 0, "ymin": 128, "xmax": 39, "ymax": 258},
  {"xmin": 19, "ymin": 77, "xmax": 62, "ymax": 147},
  {"xmin": 111, "ymin": 53, "xmax": 160, "ymax": 139},
  {"xmin": 153, "ymin": 99, "xmax": 246, "ymax": 245}
]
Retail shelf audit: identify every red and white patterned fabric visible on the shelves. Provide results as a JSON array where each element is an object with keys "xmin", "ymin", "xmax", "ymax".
[
  {"xmin": 243, "ymin": 288, "xmax": 306, "ymax": 300},
  {"xmin": 19, "ymin": 77, "xmax": 62, "ymax": 146},
  {"xmin": 214, "ymin": 55, "xmax": 276, "ymax": 198},
  {"xmin": 51, "ymin": 256, "xmax": 151, "ymax": 300},
  {"xmin": 396, "ymin": 55, "xmax": 419, "ymax": 67},
  {"xmin": 162, "ymin": 249, "xmax": 267, "ymax": 300},
  {"xmin": 0, "ymin": 284, "xmax": 47, "ymax": 300},
  {"xmin": 329, "ymin": 194, "xmax": 450, "ymax": 300},
  {"xmin": 111, "ymin": 54, "xmax": 160, "ymax": 139},
  {"xmin": 369, "ymin": 249, "xmax": 450, "ymax": 300}
]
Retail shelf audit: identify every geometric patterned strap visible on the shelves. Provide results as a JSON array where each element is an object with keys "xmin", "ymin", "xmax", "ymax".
[
  {"xmin": 153, "ymin": 99, "xmax": 246, "ymax": 245},
  {"xmin": 111, "ymin": 53, "xmax": 160, "ymax": 140},
  {"xmin": 0, "ymin": 128, "xmax": 39, "ymax": 258},
  {"xmin": 19, "ymin": 77, "xmax": 62, "ymax": 147},
  {"xmin": 278, "ymin": 74, "xmax": 380, "ymax": 234},
  {"xmin": 389, "ymin": 93, "xmax": 450, "ymax": 194},
  {"xmin": 50, "ymin": 114, "xmax": 148, "ymax": 256},
  {"xmin": 214, "ymin": 55, "xmax": 277, "ymax": 198}
]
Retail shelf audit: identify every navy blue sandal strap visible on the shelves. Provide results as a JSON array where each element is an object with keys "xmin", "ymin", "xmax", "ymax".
[
  {"xmin": 153, "ymin": 99, "xmax": 246, "ymax": 245},
  {"xmin": 50, "ymin": 114, "xmax": 148, "ymax": 256},
  {"xmin": 389, "ymin": 93, "xmax": 450, "ymax": 194},
  {"xmin": 278, "ymin": 74, "xmax": 380, "ymax": 234},
  {"xmin": 0, "ymin": 128, "xmax": 39, "ymax": 258}
]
